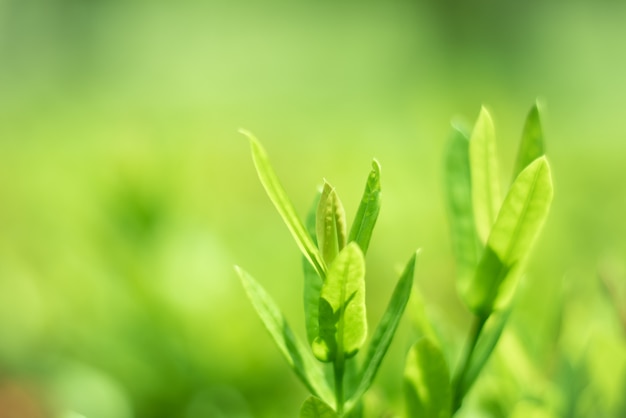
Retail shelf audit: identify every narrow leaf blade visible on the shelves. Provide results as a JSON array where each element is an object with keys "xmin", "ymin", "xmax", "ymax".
[
  {"xmin": 236, "ymin": 266, "xmax": 334, "ymax": 404},
  {"xmin": 317, "ymin": 182, "xmax": 348, "ymax": 265},
  {"xmin": 469, "ymin": 107, "xmax": 502, "ymax": 243},
  {"xmin": 444, "ymin": 126, "xmax": 481, "ymax": 292},
  {"xmin": 512, "ymin": 102, "xmax": 545, "ymax": 182},
  {"xmin": 404, "ymin": 338, "xmax": 452, "ymax": 418},
  {"xmin": 312, "ymin": 243, "xmax": 367, "ymax": 362},
  {"xmin": 304, "ymin": 190, "xmax": 324, "ymax": 345},
  {"xmin": 346, "ymin": 251, "xmax": 419, "ymax": 410},
  {"xmin": 241, "ymin": 130, "xmax": 326, "ymax": 278},
  {"xmin": 464, "ymin": 157, "xmax": 553, "ymax": 315},
  {"xmin": 348, "ymin": 159, "xmax": 382, "ymax": 255},
  {"xmin": 460, "ymin": 305, "xmax": 513, "ymax": 397},
  {"xmin": 300, "ymin": 396, "xmax": 339, "ymax": 418}
]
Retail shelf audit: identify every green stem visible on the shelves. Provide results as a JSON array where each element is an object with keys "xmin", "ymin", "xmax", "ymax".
[
  {"xmin": 451, "ymin": 314, "xmax": 488, "ymax": 413},
  {"xmin": 334, "ymin": 354, "xmax": 345, "ymax": 415}
]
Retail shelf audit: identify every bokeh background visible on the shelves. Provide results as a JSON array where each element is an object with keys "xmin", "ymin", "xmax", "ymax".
[{"xmin": 1, "ymin": 0, "xmax": 626, "ymax": 417}]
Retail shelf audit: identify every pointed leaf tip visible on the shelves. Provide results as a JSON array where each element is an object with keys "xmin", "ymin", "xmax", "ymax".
[
  {"xmin": 246, "ymin": 133, "xmax": 326, "ymax": 278},
  {"xmin": 512, "ymin": 103, "xmax": 547, "ymax": 181},
  {"xmin": 238, "ymin": 128, "xmax": 253, "ymax": 138},
  {"xmin": 316, "ymin": 181, "xmax": 347, "ymax": 265},
  {"xmin": 348, "ymin": 159, "xmax": 382, "ymax": 254},
  {"xmin": 371, "ymin": 158, "xmax": 381, "ymax": 172},
  {"xmin": 470, "ymin": 104, "xmax": 501, "ymax": 244}
]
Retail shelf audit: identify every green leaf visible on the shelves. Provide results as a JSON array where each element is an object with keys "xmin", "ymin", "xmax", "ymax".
[
  {"xmin": 348, "ymin": 159, "xmax": 382, "ymax": 255},
  {"xmin": 408, "ymin": 281, "xmax": 440, "ymax": 347},
  {"xmin": 444, "ymin": 126, "xmax": 481, "ymax": 291},
  {"xmin": 312, "ymin": 243, "xmax": 367, "ymax": 362},
  {"xmin": 300, "ymin": 396, "xmax": 339, "ymax": 418},
  {"xmin": 304, "ymin": 190, "xmax": 324, "ymax": 345},
  {"xmin": 404, "ymin": 338, "xmax": 451, "ymax": 418},
  {"xmin": 235, "ymin": 266, "xmax": 334, "ymax": 404},
  {"xmin": 460, "ymin": 306, "xmax": 513, "ymax": 398},
  {"xmin": 241, "ymin": 129, "xmax": 327, "ymax": 278},
  {"xmin": 464, "ymin": 157, "xmax": 553, "ymax": 315},
  {"xmin": 469, "ymin": 107, "xmax": 502, "ymax": 243},
  {"xmin": 317, "ymin": 181, "xmax": 348, "ymax": 265},
  {"xmin": 512, "ymin": 102, "xmax": 545, "ymax": 182},
  {"xmin": 346, "ymin": 251, "xmax": 419, "ymax": 411}
]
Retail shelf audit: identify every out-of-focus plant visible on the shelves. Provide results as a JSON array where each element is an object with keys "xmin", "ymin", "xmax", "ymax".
[
  {"xmin": 404, "ymin": 102, "xmax": 554, "ymax": 417},
  {"xmin": 236, "ymin": 131, "xmax": 418, "ymax": 417}
]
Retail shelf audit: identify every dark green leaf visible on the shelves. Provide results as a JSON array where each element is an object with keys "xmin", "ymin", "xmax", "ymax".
[
  {"xmin": 317, "ymin": 181, "xmax": 347, "ymax": 265},
  {"xmin": 469, "ymin": 107, "xmax": 502, "ymax": 243},
  {"xmin": 512, "ymin": 102, "xmax": 545, "ymax": 182},
  {"xmin": 300, "ymin": 396, "xmax": 339, "ymax": 418},
  {"xmin": 460, "ymin": 306, "xmax": 513, "ymax": 398},
  {"xmin": 444, "ymin": 126, "xmax": 481, "ymax": 292},
  {"xmin": 348, "ymin": 159, "xmax": 381, "ymax": 255},
  {"xmin": 346, "ymin": 251, "xmax": 419, "ymax": 411},
  {"xmin": 241, "ymin": 130, "xmax": 326, "ymax": 278},
  {"xmin": 404, "ymin": 338, "xmax": 451, "ymax": 418},
  {"xmin": 236, "ymin": 266, "xmax": 334, "ymax": 404},
  {"xmin": 312, "ymin": 243, "xmax": 367, "ymax": 362},
  {"xmin": 464, "ymin": 157, "xmax": 553, "ymax": 315}
]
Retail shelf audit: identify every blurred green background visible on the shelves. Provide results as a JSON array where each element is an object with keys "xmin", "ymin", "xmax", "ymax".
[{"xmin": 1, "ymin": 0, "xmax": 625, "ymax": 417}]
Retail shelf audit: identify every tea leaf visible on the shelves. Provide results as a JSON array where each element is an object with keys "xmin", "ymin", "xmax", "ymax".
[
  {"xmin": 346, "ymin": 251, "xmax": 418, "ymax": 411},
  {"xmin": 348, "ymin": 159, "xmax": 381, "ymax": 255},
  {"xmin": 312, "ymin": 243, "xmax": 367, "ymax": 362},
  {"xmin": 460, "ymin": 306, "xmax": 513, "ymax": 397},
  {"xmin": 241, "ymin": 129, "xmax": 327, "ymax": 278},
  {"xmin": 304, "ymin": 190, "xmax": 324, "ymax": 345},
  {"xmin": 445, "ymin": 126, "xmax": 480, "ymax": 290},
  {"xmin": 235, "ymin": 266, "xmax": 334, "ymax": 404},
  {"xmin": 408, "ymin": 283, "xmax": 440, "ymax": 346},
  {"xmin": 512, "ymin": 102, "xmax": 545, "ymax": 182},
  {"xmin": 464, "ymin": 157, "xmax": 553, "ymax": 315},
  {"xmin": 300, "ymin": 396, "xmax": 339, "ymax": 418},
  {"xmin": 404, "ymin": 338, "xmax": 451, "ymax": 418},
  {"xmin": 469, "ymin": 107, "xmax": 502, "ymax": 243},
  {"xmin": 317, "ymin": 182, "xmax": 348, "ymax": 265}
]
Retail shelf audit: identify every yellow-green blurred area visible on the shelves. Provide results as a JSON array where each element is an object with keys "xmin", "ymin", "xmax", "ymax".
[{"xmin": 1, "ymin": 0, "xmax": 626, "ymax": 416}]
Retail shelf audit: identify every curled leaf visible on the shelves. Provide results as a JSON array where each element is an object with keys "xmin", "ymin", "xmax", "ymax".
[{"xmin": 317, "ymin": 181, "xmax": 347, "ymax": 265}]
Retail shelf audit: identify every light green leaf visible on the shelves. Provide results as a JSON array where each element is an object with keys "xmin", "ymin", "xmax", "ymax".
[
  {"xmin": 300, "ymin": 396, "xmax": 339, "ymax": 418},
  {"xmin": 512, "ymin": 102, "xmax": 545, "ymax": 182},
  {"xmin": 469, "ymin": 107, "xmax": 502, "ymax": 243},
  {"xmin": 235, "ymin": 266, "xmax": 334, "ymax": 404},
  {"xmin": 241, "ymin": 129, "xmax": 326, "ymax": 278},
  {"xmin": 348, "ymin": 159, "xmax": 381, "ymax": 255},
  {"xmin": 445, "ymin": 126, "xmax": 480, "ymax": 291},
  {"xmin": 464, "ymin": 157, "xmax": 553, "ymax": 315},
  {"xmin": 346, "ymin": 251, "xmax": 419, "ymax": 411},
  {"xmin": 404, "ymin": 338, "xmax": 452, "ymax": 418},
  {"xmin": 317, "ymin": 182, "xmax": 347, "ymax": 265},
  {"xmin": 304, "ymin": 190, "xmax": 324, "ymax": 345},
  {"xmin": 312, "ymin": 243, "xmax": 367, "ymax": 363}
]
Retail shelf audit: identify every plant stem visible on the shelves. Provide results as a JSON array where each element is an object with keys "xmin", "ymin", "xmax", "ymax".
[
  {"xmin": 451, "ymin": 313, "xmax": 488, "ymax": 413},
  {"xmin": 334, "ymin": 353, "xmax": 345, "ymax": 416}
]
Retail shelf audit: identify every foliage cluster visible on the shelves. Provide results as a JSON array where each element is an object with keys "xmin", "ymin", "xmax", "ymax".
[{"xmin": 237, "ymin": 103, "xmax": 553, "ymax": 417}]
